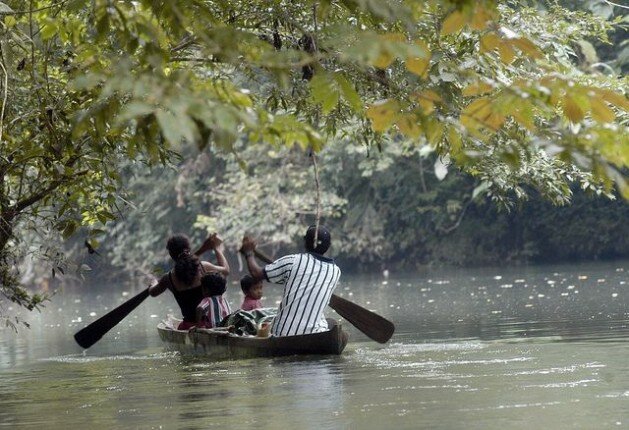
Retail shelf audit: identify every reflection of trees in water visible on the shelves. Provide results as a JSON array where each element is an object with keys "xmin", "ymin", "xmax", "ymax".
[{"xmin": 166, "ymin": 356, "xmax": 345, "ymax": 428}]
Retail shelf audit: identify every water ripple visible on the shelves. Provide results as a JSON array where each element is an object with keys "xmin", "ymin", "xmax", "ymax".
[
  {"xmin": 523, "ymin": 379, "xmax": 599, "ymax": 388},
  {"xmin": 40, "ymin": 352, "xmax": 178, "ymax": 363}
]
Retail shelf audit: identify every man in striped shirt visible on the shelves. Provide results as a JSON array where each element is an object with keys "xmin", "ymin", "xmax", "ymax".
[{"xmin": 240, "ymin": 225, "xmax": 341, "ymax": 336}]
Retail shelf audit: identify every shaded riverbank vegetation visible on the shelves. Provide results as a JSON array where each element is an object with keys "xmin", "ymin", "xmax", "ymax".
[
  {"xmin": 0, "ymin": 0, "xmax": 627, "ymax": 326},
  {"xmin": 92, "ymin": 144, "xmax": 629, "ymax": 281}
]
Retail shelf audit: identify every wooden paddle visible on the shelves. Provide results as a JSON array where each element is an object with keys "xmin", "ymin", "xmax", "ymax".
[
  {"xmin": 253, "ymin": 249, "xmax": 395, "ymax": 343},
  {"xmin": 74, "ymin": 287, "xmax": 150, "ymax": 349},
  {"xmin": 73, "ymin": 235, "xmax": 219, "ymax": 348}
]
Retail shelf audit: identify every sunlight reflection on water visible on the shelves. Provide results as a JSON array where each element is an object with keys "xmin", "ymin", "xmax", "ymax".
[
  {"xmin": 1, "ymin": 260, "xmax": 628, "ymax": 429},
  {"xmin": 41, "ymin": 352, "xmax": 178, "ymax": 364}
]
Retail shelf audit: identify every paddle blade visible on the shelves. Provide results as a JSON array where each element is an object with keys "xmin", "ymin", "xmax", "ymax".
[
  {"xmin": 73, "ymin": 288, "xmax": 150, "ymax": 349},
  {"xmin": 329, "ymin": 294, "xmax": 394, "ymax": 343}
]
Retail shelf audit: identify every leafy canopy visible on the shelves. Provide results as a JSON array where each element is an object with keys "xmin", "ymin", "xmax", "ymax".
[{"xmin": 0, "ymin": 0, "xmax": 627, "ymax": 324}]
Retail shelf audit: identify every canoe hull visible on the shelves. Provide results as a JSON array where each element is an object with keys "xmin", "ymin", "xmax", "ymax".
[{"xmin": 158, "ymin": 318, "xmax": 349, "ymax": 359}]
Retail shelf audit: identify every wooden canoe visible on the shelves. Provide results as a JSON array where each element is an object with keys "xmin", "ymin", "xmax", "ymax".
[{"xmin": 157, "ymin": 318, "xmax": 349, "ymax": 359}]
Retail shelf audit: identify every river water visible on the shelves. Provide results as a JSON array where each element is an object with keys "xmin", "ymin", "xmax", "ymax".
[{"xmin": 1, "ymin": 261, "xmax": 628, "ymax": 429}]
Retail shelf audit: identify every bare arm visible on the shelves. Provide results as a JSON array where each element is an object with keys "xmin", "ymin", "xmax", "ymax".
[
  {"xmin": 201, "ymin": 257, "xmax": 230, "ymax": 276},
  {"xmin": 244, "ymin": 253, "xmax": 266, "ymax": 281},
  {"xmin": 240, "ymin": 236, "xmax": 266, "ymax": 282},
  {"xmin": 212, "ymin": 245, "xmax": 230, "ymax": 276},
  {"xmin": 195, "ymin": 233, "xmax": 230, "ymax": 276},
  {"xmin": 149, "ymin": 233, "xmax": 229, "ymax": 299},
  {"xmin": 148, "ymin": 274, "xmax": 169, "ymax": 297}
]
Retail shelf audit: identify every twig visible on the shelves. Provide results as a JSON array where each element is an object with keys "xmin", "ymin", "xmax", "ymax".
[
  {"xmin": 169, "ymin": 56, "xmax": 218, "ymax": 63},
  {"xmin": 441, "ymin": 200, "xmax": 472, "ymax": 234},
  {"xmin": 2, "ymin": 0, "xmax": 69, "ymax": 15},
  {"xmin": 311, "ymin": 151, "xmax": 322, "ymax": 248},
  {"xmin": 311, "ymin": 3, "xmax": 322, "ymax": 248},
  {"xmin": 418, "ymin": 156, "xmax": 428, "ymax": 193},
  {"xmin": 0, "ymin": 49, "xmax": 8, "ymax": 147},
  {"xmin": 116, "ymin": 195, "xmax": 138, "ymax": 210},
  {"xmin": 602, "ymin": 0, "xmax": 629, "ymax": 10},
  {"xmin": 171, "ymin": 36, "xmax": 197, "ymax": 53}
]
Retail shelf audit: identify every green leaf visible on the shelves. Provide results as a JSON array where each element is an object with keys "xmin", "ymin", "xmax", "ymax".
[
  {"xmin": 511, "ymin": 38, "xmax": 543, "ymax": 59},
  {"xmin": 396, "ymin": 114, "xmax": 422, "ymax": 138},
  {"xmin": 596, "ymin": 89, "xmax": 629, "ymax": 111},
  {"xmin": 462, "ymin": 81, "xmax": 493, "ymax": 97},
  {"xmin": 406, "ymin": 40, "xmax": 431, "ymax": 78},
  {"xmin": 447, "ymin": 127, "xmax": 462, "ymax": 153},
  {"xmin": 590, "ymin": 97, "xmax": 615, "ymax": 123},
  {"xmin": 372, "ymin": 34, "xmax": 406, "ymax": 69},
  {"xmin": 70, "ymin": 73, "xmax": 104, "ymax": 90},
  {"xmin": 508, "ymin": 99, "xmax": 535, "ymax": 131},
  {"xmin": 406, "ymin": 57, "xmax": 430, "ymax": 78},
  {"xmin": 41, "ymin": 20, "xmax": 60, "ymax": 40},
  {"xmin": 480, "ymin": 33, "xmax": 501, "ymax": 53},
  {"xmin": 425, "ymin": 120, "xmax": 444, "ymax": 145},
  {"xmin": 117, "ymin": 102, "xmax": 155, "ymax": 123},
  {"xmin": 62, "ymin": 222, "xmax": 78, "ymax": 240},
  {"xmin": 470, "ymin": 5, "xmax": 493, "ymax": 30},
  {"xmin": 366, "ymin": 100, "xmax": 399, "ymax": 132},
  {"xmin": 563, "ymin": 96, "xmax": 585, "ymax": 123},
  {"xmin": 334, "ymin": 72, "xmax": 363, "ymax": 113},
  {"xmin": 497, "ymin": 43, "xmax": 515, "ymax": 64},
  {"xmin": 310, "ymin": 73, "xmax": 339, "ymax": 115},
  {"xmin": 156, "ymin": 110, "xmax": 185, "ymax": 145},
  {"xmin": 441, "ymin": 11, "xmax": 466, "ymax": 36}
]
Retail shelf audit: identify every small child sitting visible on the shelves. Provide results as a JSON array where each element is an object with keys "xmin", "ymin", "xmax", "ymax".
[
  {"xmin": 196, "ymin": 272, "xmax": 232, "ymax": 329},
  {"xmin": 240, "ymin": 275, "xmax": 263, "ymax": 311}
]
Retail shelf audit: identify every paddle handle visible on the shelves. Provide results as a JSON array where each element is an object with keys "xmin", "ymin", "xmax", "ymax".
[
  {"xmin": 253, "ymin": 249, "xmax": 274, "ymax": 265},
  {"xmin": 252, "ymin": 249, "xmax": 394, "ymax": 343}
]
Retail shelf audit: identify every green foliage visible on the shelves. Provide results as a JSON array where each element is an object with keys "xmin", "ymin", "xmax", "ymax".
[
  {"xmin": 101, "ymin": 144, "xmax": 347, "ymax": 274},
  {"xmin": 0, "ymin": 0, "xmax": 627, "ymax": 320},
  {"xmin": 88, "ymin": 138, "xmax": 628, "ymax": 282}
]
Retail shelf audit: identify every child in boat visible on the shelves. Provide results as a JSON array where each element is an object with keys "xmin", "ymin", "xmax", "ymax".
[
  {"xmin": 196, "ymin": 272, "xmax": 232, "ymax": 329},
  {"xmin": 240, "ymin": 275, "xmax": 263, "ymax": 311}
]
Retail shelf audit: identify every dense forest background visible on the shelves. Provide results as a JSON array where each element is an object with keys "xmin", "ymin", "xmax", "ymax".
[
  {"xmin": 90, "ymin": 140, "xmax": 629, "ymax": 280},
  {"xmin": 0, "ymin": 0, "xmax": 627, "ymax": 325},
  {"xmin": 59, "ymin": 0, "xmax": 628, "ymax": 282}
]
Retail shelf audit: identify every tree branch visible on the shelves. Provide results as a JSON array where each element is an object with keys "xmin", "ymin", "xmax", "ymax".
[
  {"xmin": 603, "ymin": 0, "xmax": 629, "ymax": 10},
  {"xmin": 1, "ymin": 1, "xmax": 69, "ymax": 16},
  {"xmin": 419, "ymin": 156, "xmax": 428, "ymax": 193},
  {"xmin": 11, "ymin": 179, "xmax": 64, "ymax": 215},
  {"xmin": 171, "ymin": 36, "xmax": 197, "ymax": 53},
  {"xmin": 9, "ymin": 154, "xmax": 85, "ymax": 215},
  {"xmin": 440, "ymin": 200, "xmax": 472, "ymax": 234},
  {"xmin": 0, "ymin": 47, "xmax": 8, "ymax": 149}
]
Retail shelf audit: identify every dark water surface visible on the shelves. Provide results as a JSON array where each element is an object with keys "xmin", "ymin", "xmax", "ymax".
[{"xmin": 1, "ymin": 261, "xmax": 628, "ymax": 429}]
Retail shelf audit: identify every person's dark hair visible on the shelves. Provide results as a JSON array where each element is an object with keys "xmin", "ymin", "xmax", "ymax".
[
  {"xmin": 167, "ymin": 234, "xmax": 199, "ymax": 285},
  {"xmin": 240, "ymin": 275, "xmax": 256, "ymax": 294},
  {"xmin": 304, "ymin": 225, "xmax": 331, "ymax": 254},
  {"xmin": 201, "ymin": 272, "xmax": 227, "ymax": 297}
]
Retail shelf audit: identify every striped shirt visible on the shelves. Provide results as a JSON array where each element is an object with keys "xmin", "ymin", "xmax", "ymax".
[
  {"xmin": 264, "ymin": 253, "xmax": 341, "ymax": 336},
  {"xmin": 197, "ymin": 296, "xmax": 232, "ymax": 329}
]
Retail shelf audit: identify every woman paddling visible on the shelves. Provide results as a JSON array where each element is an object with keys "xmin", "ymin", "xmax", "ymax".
[{"xmin": 149, "ymin": 233, "xmax": 230, "ymax": 330}]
